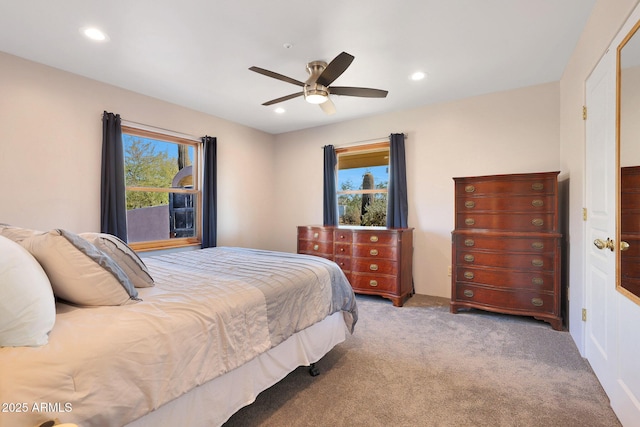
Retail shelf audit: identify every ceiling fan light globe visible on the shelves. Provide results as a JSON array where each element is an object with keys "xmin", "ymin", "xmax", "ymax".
[
  {"xmin": 304, "ymin": 84, "xmax": 329, "ymax": 104},
  {"xmin": 306, "ymin": 93, "xmax": 328, "ymax": 104}
]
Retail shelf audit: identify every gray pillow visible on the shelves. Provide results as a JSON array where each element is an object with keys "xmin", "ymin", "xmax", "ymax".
[
  {"xmin": 80, "ymin": 232, "xmax": 154, "ymax": 288},
  {"xmin": 0, "ymin": 223, "xmax": 45, "ymax": 243},
  {"xmin": 20, "ymin": 229, "xmax": 139, "ymax": 306}
]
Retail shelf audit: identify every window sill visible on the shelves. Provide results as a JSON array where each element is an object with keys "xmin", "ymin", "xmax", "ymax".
[{"xmin": 129, "ymin": 238, "xmax": 201, "ymax": 252}]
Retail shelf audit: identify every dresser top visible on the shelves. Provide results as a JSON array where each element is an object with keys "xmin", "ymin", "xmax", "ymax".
[
  {"xmin": 453, "ymin": 171, "xmax": 560, "ymax": 182},
  {"xmin": 299, "ymin": 225, "xmax": 414, "ymax": 231}
]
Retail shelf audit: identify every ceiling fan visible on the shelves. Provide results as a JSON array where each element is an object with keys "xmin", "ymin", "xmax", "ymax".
[{"xmin": 249, "ymin": 52, "xmax": 388, "ymax": 115}]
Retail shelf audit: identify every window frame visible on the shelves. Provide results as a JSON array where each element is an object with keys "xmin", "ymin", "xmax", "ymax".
[
  {"xmin": 121, "ymin": 125, "xmax": 203, "ymax": 251},
  {"xmin": 336, "ymin": 141, "xmax": 390, "ymax": 227}
]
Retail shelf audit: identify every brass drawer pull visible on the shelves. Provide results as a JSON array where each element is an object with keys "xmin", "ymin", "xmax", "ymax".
[
  {"xmin": 339, "ymin": 247, "xmax": 346, "ymax": 253},
  {"xmin": 313, "ymin": 244, "xmax": 319, "ymax": 251},
  {"xmin": 531, "ymin": 259, "xmax": 544, "ymax": 267},
  {"xmin": 532, "ymin": 183, "xmax": 544, "ymax": 191},
  {"xmin": 463, "ymin": 271, "xmax": 474, "ymax": 280},
  {"xmin": 338, "ymin": 234, "xmax": 347, "ymax": 240},
  {"xmin": 369, "ymin": 264, "xmax": 379, "ymax": 271},
  {"xmin": 532, "ymin": 277, "xmax": 544, "ymax": 286},
  {"xmin": 370, "ymin": 249, "xmax": 379, "ymax": 256},
  {"xmin": 531, "ymin": 199, "xmax": 544, "ymax": 207},
  {"xmin": 465, "ymin": 201, "xmax": 475, "ymax": 208},
  {"xmin": 369, "ymin": 280, "xmax": 378, "ymax": 287},
  {"xmin": 370, "ymin": 235, "xmax": 379, "ymax": 243},
  {"xmin": 463, "ymin": 289, "xmax": 474, "ymax": 298},
  {"xmin": 313, "ymin": 232, "xmax": 319, "ymax": 238},
  {"xmin": 464, "ymin": 239, "xmax": 475, "ymax": 247},
  {"xmin": 532, "ymin": 218, "xmax": 544, "ymax": 227},
  {"xmin": 531, "ymin": 242, "xmax": 544, "ymax": 250},
  {"xmin": 531, "ymin": 298, "xmax": 544, "ymax": 307},
  {"xmin": 465, "ymin": 218, "xmax": 475, "ymax": 226},
  {"xmin": 465, "ymin": 185, "xmax": 475, "ymax": 193},
  {"xmin": 464, "ymin": 254, "xmax": 475, "ymax": 262}
]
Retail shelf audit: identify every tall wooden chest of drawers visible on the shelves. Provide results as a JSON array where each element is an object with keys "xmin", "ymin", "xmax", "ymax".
[
  {"xmin": 620, "ymin": 166, "xmax": 640, "ymax": 296},
  {"xmin": 450, "ymin": 172, "xmax": 562, "ymax": 330},
  {"xmin": 298, "ymin": 226, "xmax": 413, "ymax": 307}
]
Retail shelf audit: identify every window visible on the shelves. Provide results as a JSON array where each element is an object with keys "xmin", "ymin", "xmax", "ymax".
[
  {"xmin": 122, "ymin": 126, "xmax": 202, "ymax": 250},
  {"xmin": 336, "ymin": 142, "xmax": 389, "ymax": 226}
]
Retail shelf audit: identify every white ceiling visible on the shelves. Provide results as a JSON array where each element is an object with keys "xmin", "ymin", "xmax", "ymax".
[{"xmin": 0, "ymin": 0, "xmax": 596, "ymax": 135}]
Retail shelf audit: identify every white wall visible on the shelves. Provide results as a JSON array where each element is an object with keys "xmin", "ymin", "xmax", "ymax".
[
  {"xmin": 559, "ymin": 0, "xmax": 640, "ymax": 351},
  {"xmin": 272, "ymin": 83, "xmax": 561, "ymax": 298},
  {"xmin": 0, "ymin": 52, "xmax": 277, "ymax": 249}
]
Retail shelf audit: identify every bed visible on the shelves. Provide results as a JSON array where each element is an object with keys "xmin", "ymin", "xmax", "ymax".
[{"xmin": 0, "ymin": 227, "xmax": 357, "ymax": 427}]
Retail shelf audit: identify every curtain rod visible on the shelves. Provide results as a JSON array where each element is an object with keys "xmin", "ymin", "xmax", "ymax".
[
  {"xmin": 321, "ymin": 133, "xmax": 407, "ymax": 149},
  {"xmin": 120, "ymin": 119, "xmax": 202, "ymax": 143}
]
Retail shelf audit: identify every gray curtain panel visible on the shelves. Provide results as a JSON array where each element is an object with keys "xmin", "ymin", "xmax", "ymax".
[
  {"xmin": 323, "ymin": 145, "xmax": 338, "ymax": 226},
  {"xmin": 101, "ymin": 111, "xmax": 128, "ymax": 241},
  {"xmin": 201, "ymin": 136, "xmax": 217, "ymax": 248},
  {"xmin": 386, "ymin": 133, "xmax": 408, "ymax": 228}
]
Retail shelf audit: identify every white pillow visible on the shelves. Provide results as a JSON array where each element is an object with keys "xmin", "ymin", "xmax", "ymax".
[
  {"xmin": 80, "ymin": 232, "xmax": 154, "ymax": 288},
  {"xmin": 20, "ymin": 229, "xmax": 139, "ymax": 306},
  {"xmin": 0, "ymin": 235, "xmax": 56, "ymax": 347}
]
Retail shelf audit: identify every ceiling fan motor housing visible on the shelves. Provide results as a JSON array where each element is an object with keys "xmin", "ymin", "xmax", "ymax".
[{"xmin": 304, "ymin": 61, "xmax": 329, "ymax": 103}]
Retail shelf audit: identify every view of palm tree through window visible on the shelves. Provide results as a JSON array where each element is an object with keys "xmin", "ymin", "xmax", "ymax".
[
  {"xmin": 337, "ymin": 164, "xmax": 388, "ymax": 226},
  {"xmin": 122, "ymin": 133, "xmax": 197, "ymax": 243}
]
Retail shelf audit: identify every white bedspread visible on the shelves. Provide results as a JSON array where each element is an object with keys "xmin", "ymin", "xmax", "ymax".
[{"xmin": 0, "ymin": 247, "xmax": 357, "ymax": 427}]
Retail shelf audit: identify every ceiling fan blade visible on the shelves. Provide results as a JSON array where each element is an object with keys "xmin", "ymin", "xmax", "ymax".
[
  {"xmin": 249, "ymin": 66, "xmax": 305, "ymax": 87},
  {"xmin": 319, "ymin": 98, "xmax": 336, "ymax": 115},
  {"xmin": 315, "ymin": 52, "xmax": 354, "ymax": 87},
  {"xmin": 262, "ymin": 92, "xmax": 304, "ymax": 106},
  {"xmin": 330, "ymin": 86, "xmax": 388, "ymax": 98}
]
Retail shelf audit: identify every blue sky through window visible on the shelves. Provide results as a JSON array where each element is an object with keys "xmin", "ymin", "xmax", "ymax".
[{"xmin": 338, "ymin": 165, "xmax": 389, "ymax": 190}]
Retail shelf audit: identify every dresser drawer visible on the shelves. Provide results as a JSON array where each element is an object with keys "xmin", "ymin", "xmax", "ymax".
[
  {"xmin": 455, "ymin": 177, "xmax": 556, "ymax": 196},
  {"xmin": 455, "ymin": 213, "xmax": 556, "ymax": 232},
  {"xmin": 352, "ymin": 258, "xmax": 398, "ymax": 275},
  {"xmin": 620, "ymin": 235, "xmax": 640, "ymax": 257},
  {"xmin": 352, "ymin": 231, "xmax": 397, "ymax": 245},
  {"xmin": 298, "ymin": 240, "xmax": 334, "ymax": 257},
  {"xmin": 456, "ymin": 250, "xmax": 555, "ymax": 271},
  {"xmin": 298, "ymin": 227, "xmax": 333, "ymax": 242},
  {"xmin": 455, "ymin": 267, "xmax": 555, "ymax": 292},
  {"xmin": 621, "ymin": 211, "xmax": 640, "ymax": 233},
  {"xmin": 351, "ymin": 273, "xmax": 397, "ymax": 292},
  {"xmin": 455, "ymin": 234, "xmax": 557, "ymax": 253},
  {"xmin": 352, "ymin": 244, "xmax": 397, "ymax": 259},
  {"xmin": 456, "ymin": 195, "xmax": 555, "ymax": 212},
  {"xmin": 455, "ymin": 284, "xmax": 556, "ymax": 314},
  {"xmin": 334, "ymin": 255, "xmax": 352, "ymax": 272},
  {"xmin": 620, "ymin": 192, "xmax": 640, "ymax": 212},
  {"xmin": 335, "ymin": 243, "xmax": 352, "ymax": 257},
  {"xmin": 334, "ymin": 229, "xmax": 353, "ymax": 242}
]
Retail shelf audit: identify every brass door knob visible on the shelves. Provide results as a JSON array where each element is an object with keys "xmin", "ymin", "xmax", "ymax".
[
  {"xmin": 620, "ymin": 241, "xmax": 630, "ymax": 251},
  {"xmin": 593, "ymin": 238, "xmax": 615, "ymax": 252}
]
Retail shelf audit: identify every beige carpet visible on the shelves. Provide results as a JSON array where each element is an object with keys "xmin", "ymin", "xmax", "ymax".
[{"xmin": 224, "ymin": 294, "xmax": 621, "ymax": 427}]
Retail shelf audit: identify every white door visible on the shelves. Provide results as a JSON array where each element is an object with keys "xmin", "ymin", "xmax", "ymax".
[
  {"xmin": 585, "ymin": 17, "xmax": 640, "ymax": 424},
  {"xmin": 585, "ymin": 47, "xmax": 617, "ymax": 397}
]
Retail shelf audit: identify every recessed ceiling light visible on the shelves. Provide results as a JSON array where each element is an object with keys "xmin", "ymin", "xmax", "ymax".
[
  {"xmin": 410, "ymin": 71, "xmax": 426, "ymax": 81},
  {"xmin": 80, "ymin": 27, "xmax": 109, "ymax": 42},
  {"xmin": 275, "ymin": 107, "xmax": 286, "ymax": 114}
]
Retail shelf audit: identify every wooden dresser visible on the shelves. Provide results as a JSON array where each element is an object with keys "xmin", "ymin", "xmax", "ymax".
[
  {"xmin": 621, "ymin": 166, "xmax": 640, "ymax": 296},
  {"xmin": 450, "ymin": 172, "xmax": 562, "ymax": 330},
  {"xmin": 298, "ymin": 226, "xmax": 414, "ymax": 306}
]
